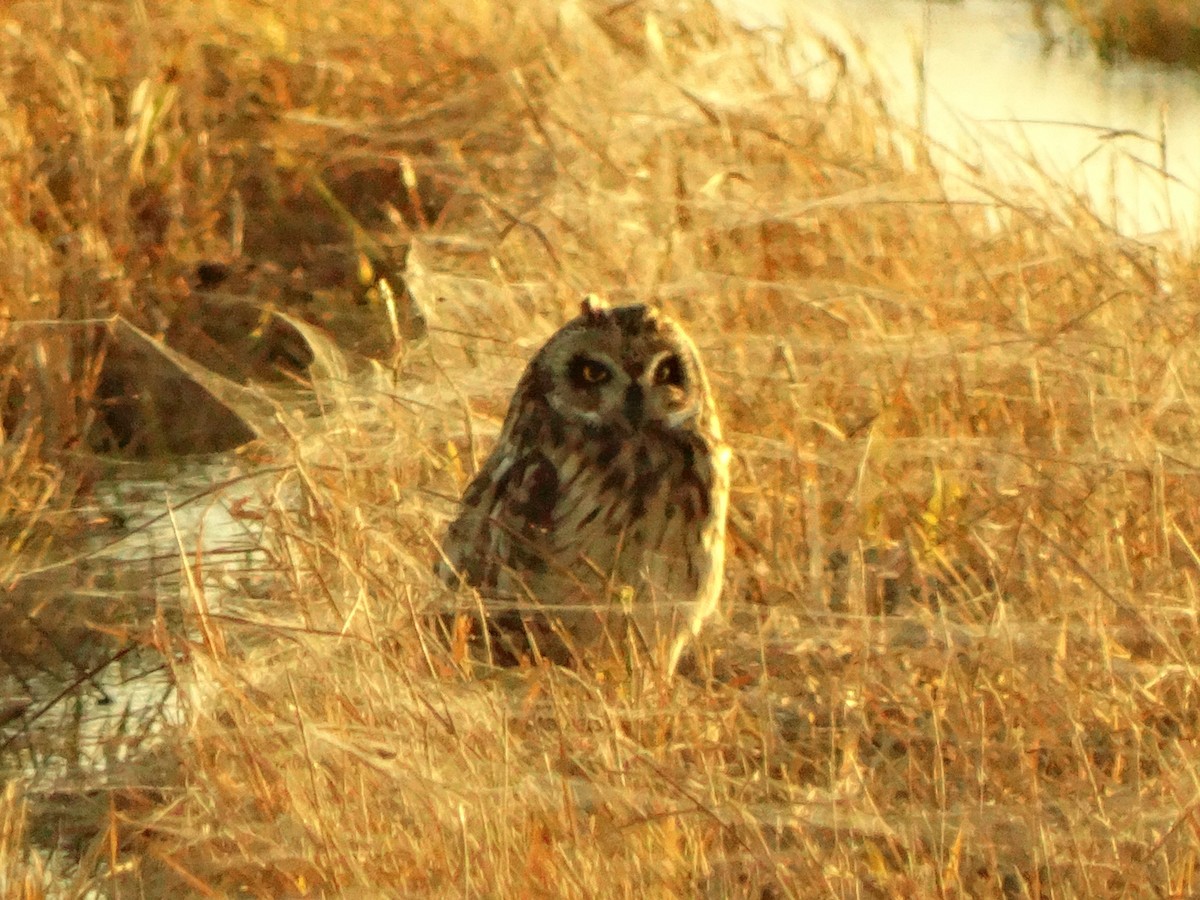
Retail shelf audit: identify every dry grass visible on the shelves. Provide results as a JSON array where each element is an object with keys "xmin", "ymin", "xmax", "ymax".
[
  {"xmin": 1057, "ymin": 0, "xmax": 1200, "ymax": 67},
  {"xmin": 4, "ymin": 0, "xmax": 1200, "ymax": 896}
]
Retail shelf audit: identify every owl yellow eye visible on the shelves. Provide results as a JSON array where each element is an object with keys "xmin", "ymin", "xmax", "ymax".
[
  {"xmin": 568, "ymin": 354, "xmax": 612, "ymax": 387},
  {"xmin": 653, "ymin": 355, "xmax": 685, "ymax": 387}
]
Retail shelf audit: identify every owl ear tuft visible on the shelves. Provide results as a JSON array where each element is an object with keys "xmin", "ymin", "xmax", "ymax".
[{"xmin": 580, "ymin": 293, "xmax": 611, "ymax": 321}]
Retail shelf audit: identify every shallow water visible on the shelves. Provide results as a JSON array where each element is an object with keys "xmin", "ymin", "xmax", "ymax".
[
  {"xmin": 724, "ymin": 0, "xmax": 1200, "ymax": 242},
  {"xmin": 2, "ymin": 464, "xmax": 269, "ymax": 790}
]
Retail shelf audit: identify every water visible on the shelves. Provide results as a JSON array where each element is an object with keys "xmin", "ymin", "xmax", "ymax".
[
  {"xmin": 2, "ymin": 464, "xmax": 271, "ymax": 789},
  {"xmin": 724, "ymin": 0, "xmax": 1200, "ymax": 242}
]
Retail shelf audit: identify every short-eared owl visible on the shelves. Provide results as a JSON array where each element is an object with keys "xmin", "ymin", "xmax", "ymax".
[{"xmin": 437, "ymin": 296, "xmax": 730, "ymax": 673}]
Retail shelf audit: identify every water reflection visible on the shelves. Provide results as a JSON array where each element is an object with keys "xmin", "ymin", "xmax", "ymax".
[{"xmin": 724, "ymin": 0, "xmax": 1200, "ymax": 242}]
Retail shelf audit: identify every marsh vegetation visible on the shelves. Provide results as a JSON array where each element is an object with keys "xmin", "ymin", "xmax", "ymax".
[
  {"xmin": 1053, "ymin": 0, "xmax": 1200, "ymax": 67},
  {"xmin": 3, "ymin": 0, "xmax": 1200, "ymax": 895}
]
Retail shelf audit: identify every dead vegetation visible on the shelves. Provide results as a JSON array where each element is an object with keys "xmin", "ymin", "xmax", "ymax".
[
  {"xmin": 1054, "ymin": 0, "xmax": 1200, "ymax": 68},
  {"xmin": 3, "ymin": 0, "xmax": 1200, "ymax": 896}
]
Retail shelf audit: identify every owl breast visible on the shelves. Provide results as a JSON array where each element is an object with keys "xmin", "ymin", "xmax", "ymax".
[
  {"xmin": 439, "ymin": 408, "xmax": 730, "ymax": 670},
  {"xmin": 530, "ymin": 426, "xmax": 719, "ymax": 593}
]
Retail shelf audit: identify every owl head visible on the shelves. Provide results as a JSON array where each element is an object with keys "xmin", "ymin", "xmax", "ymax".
[{"xmin": 527, "ymin": 295, "xmax": 715, "ymax": 434}]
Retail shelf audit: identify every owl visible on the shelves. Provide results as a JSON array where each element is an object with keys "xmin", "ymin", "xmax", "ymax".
[{"xmin": 436, "ymin": 295, "xmax": 731, "ymax": 674}]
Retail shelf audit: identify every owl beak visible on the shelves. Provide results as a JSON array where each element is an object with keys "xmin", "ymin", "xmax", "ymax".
[{"xmin": 623, "ymin": 383, "xmax": 645, "ymax": 428}]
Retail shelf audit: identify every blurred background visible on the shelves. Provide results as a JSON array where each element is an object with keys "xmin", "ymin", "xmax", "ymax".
[{"xmin": 726, "ymin": 0, "xmax": 1200, "ymax": 240}]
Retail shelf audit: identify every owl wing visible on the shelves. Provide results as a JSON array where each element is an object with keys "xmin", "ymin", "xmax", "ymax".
[{"xmin": 436, "ymin": 445, "xmax": 562, "ymax": 592}]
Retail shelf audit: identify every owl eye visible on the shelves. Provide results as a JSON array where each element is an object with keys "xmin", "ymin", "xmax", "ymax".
[
  {"xmin": 568, "ymin": 354, "xmax": 612, "ymax": 387},
  {"xmin": 652, "ymin": 355, "xmax": 685, "ymax": 387}
]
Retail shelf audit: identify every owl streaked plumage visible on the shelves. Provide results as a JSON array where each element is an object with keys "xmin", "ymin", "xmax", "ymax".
[{"xmin": 436, "ymin": 296, "xmax": 730, "ymax": 673}]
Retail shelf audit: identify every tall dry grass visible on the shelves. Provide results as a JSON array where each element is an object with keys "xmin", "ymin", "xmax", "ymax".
[{"xmin": 4, "ymin": 0, "xmax": 1200, "ymax": 896}]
